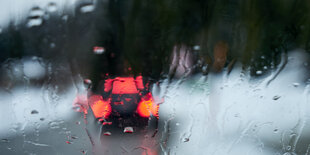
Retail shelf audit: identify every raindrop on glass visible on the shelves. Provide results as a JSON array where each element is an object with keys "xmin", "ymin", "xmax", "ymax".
[
  {"xmin": 62, "ymin": 15, "xmax": 68, "ymax": 21},
  {"xmin": 193, "ymin": 45, "xmax": 200, "ymax": 50},
  {"xmin": 49, "ymin": 121, "xmax": 60, "ymax": 129},
  {"xmin": 256, "ymin": 70, "xmax": 262, "ymax": 75},
  {"xmin": 124, "ymin": 127, "xmax": 134, "ymax": 133},
  {"xmin": 83, "ymin": 78, "xmax": 92, "ymax": 89},
  {"xmin": 71, "ymin": 136, "xmax": 78, "ymax": 139},
  {"xmin": 273, "ymin": 95, "xmax": 281, "ymax": 100},
  {"xmin": 23, "ymin": 57, "xmax": 46, "ymax": 79},
  {"xmin": 27, "ymin": 18, "xmax": 43, "ymax": 28},
  {"xmin": 103, "ymin": 132, "xmax": 111, "ymax": 136},
  {"xmin": 183, "ymin": 138, "xmax": 190, "ymax": 142},
  {"xmin": 202, "ymin": 66, "xmax": 208, "ymax": 73},
  {"xmin": 27, "ymin": 7, "xmax": 44, "ymax": 28},
  {"xmin": 102, "ymin": 122, "xmax": 112, "ymax": 125},
  {"xmin": 292, "ymin": 83, "xmax": 299, "ymax": 87},
  {"xmin": 47, "ymin": 2, "xmax": 57, "ymax": 12},
  {"xmin": 93, "ymin": 46, "xmax": 105, "ymax": 54},
  {"xmin": 80, "ymin": 4, "xmax": 95, "ymax": 13},
  {"xmin": 31, "ymin": 110, "xmax": 39, "ymax": 114},
  {"xmin": 304, "ymin": 62, "xmax": 308, "ymax": 66},
  {"xmin": 50, "ymin": 43, "xmax": 56, "ymax": 48},
  {"xmin": 29, "ymin": 7, "xmax": 44, "ymax": 17},
  {"xmin": 1, "ymin": 139, "xmax": 9, "ymax": 143},
  {"xmin": 65, "ymin": 141, "xmax": 72, "ymax": 144}
]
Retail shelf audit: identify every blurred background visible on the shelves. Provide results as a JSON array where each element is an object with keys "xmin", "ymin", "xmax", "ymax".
[{"xmin": 1, "ymin": 0, "xmax": 310, "ymax": 154}]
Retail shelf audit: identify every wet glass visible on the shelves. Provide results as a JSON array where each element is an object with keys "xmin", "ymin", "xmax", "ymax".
[{"xmin": 1, "ymin": 0, "xmax": 310, "ymax": 155}]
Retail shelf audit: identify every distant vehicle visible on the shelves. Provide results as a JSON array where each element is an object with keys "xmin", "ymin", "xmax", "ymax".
[{"xmin": 88, "ymin": 76, "xmax": 159, "ymax": 129}]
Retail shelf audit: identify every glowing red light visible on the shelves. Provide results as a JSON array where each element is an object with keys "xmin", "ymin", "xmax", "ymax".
[
  {"xmin": 124, "ymin": 127, "xmax": 134, "ymax": 133},
  {"xmin": 103, "ymin": 132, "xmax": 111, "ymax": 136},
  {"xmin": 111, "ymin": 77, "xmax": 138, "ymax": 94},
  {"xmin": 88, "ymin": 95, "xmax": 111, "ymax": 119},
  {"xmin": 93, "ymin": 46, "xmax": 105, "ymax": 54},
  {"xmin": 102, "ymin": 122, "xmax": 112, "ymax": 125},
  {"xmin": 104, "ymin": 79, "xmax": 113, "ymax": 92},
  {"xmin": 137, "ymin": 93, "xmax": 159, "ymax": 118},
  {"xmin": 135, "ymin": 76, "xmax": 144, "ymax": 90}
]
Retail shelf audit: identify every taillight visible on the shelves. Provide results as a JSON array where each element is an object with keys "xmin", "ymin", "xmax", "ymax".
[
  {"xmin": 137, "ymin": 93, "xmax": 159, "ymax": 118},
  {"xmin": 88, "ymin": 95, "xmax": 111, "ymax": 119}
]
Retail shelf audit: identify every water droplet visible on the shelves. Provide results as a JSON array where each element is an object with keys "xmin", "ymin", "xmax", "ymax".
[
  {"xmin": 286, "ymin": 146, "xmax": 292, "ymax": 151},
  {"xmin": 273, "ymin": 128, "xmax": 278, "ymax": 133},
  {"xmin": 84, "ymin": 79, "xmax": 92, "ymax": 89},
  {"xmin": 263, "ymin": 66, "xmax": 268, "ymax": 70},
  {"xmin": 304, "ymin": 62, "xmax": 308, "ymax": 66},
  {"xmin": 31, "ymin": 110, "xmax": 39, "ymax": 114},
  {"xmin": 102, "ymin": 122, "xmax": 112, "ymax": 125},
  {"xmin": 47, "ymin": 2, "xmax": 57, "ymax": 12},
  {"xmin": 124, "ymin": 127, "xmax": 134, "ymax": 133},
  {"xmin": 80, "ymin": 4, "xmax": 95, "ymax": 13},
  {"xmin": 23, "ymin": 57, "xmax": 46, "ymax": 79},
  {"xmin": 1, "ymin": 139, "xmax": 9, "ymax": 143},
  {"xmin": 29, "ymin": 7, "xmax": 44, "ymax": 17},
  {"xmin": 202, "ymin": 65, "xmax": 208, "ymax": 73},
  {"xmin": 50, "ymin": 43, "xmax": 56, "ymax": 48},
  {"xmin": 176, "ymin": 123, "xmax": 180, "ymax": 126},
  {"xmin": 183, "ymin": 138, "xmax": 190, "ymax": 142},
  {"xmin": 290, "ymin": 133, "xmax": 297, "ymax": 138},
  {"xmin": 84, "ymin": 79, "xmax": 92, "ymax": 84},
  {"xmin": 103, "ymin": 132, "xmax": 111, "ymax": 136},
  {"xmin": 193, "ymin": 45, "xmax": 200, "ymax": 50},
  {"xmin": 71, "ymin": 136, "xmax": 78, "ymax": 139},
  {"xmin": 273, "ymin": 95, "xmax": 281, "ymax": 100},
  {"xmin": 256, "ymin": 70, "xmax": 262, "ymax": 75},
  {"xmin": 261, "ymin": 55, "xmax": 265, "ymax": 59},
  {"xmin": 62, "ymin": 15, "xmax": 68, "ymax": 21},
  {"xmin": 40, "ymin": 118, "xmax": 45, "ymax": 121},
  {"xmin": 27, "ymin": 18, "xmax": 43, "ymax": 28},
  {"xmin": 93, "ymin": 46, "xmax": 105, "ymax": 54},
  {"xmin": 283, "ymin": 152, "xmax": 297, "ymax": 155},
  {"xmin": 27, "ymin": 7, "xmax": 44, "ymax": 28},
  {"xmin": 292, "ymin": 83, "xmax": 299, "ymax": 87},
  {"xmin": 49, "ymin": 121, "xmax": 60, "ymax": 129}
]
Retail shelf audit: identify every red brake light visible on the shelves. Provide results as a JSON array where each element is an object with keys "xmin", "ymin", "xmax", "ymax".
[
  {"xmin": 88, "ymin": 95, "xmax": 111, "ymax": 119},
  {"xmin": 112, "ymin": 77, "xmax": 139, "ymax": 94},
  {"xmin": 137, "ymin": 93, "xmax": 159, "ymax": 118}
]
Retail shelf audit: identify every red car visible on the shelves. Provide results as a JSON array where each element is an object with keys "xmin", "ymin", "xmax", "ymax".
[{"xmin": 88, "ymin": 76, "xmax": 159, "ymax": 128}]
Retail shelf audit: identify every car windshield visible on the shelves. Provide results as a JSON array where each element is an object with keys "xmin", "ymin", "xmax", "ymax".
[{"xmin": 1, "ymin": 0, "xmax": 310, "ymax": 155}]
